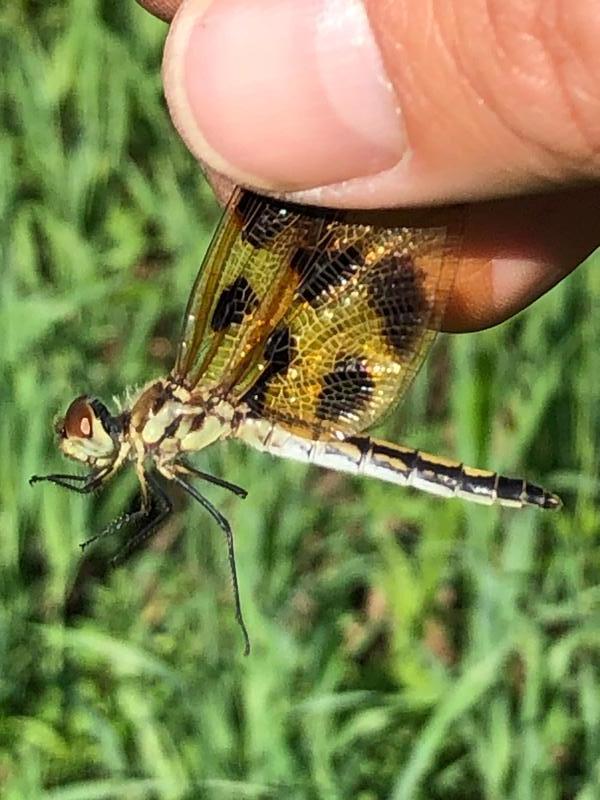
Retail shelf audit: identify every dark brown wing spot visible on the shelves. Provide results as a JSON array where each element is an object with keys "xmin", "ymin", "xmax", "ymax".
[
  {"xmin": 291, "ymin": 243, "xmax": 363, "ymax": 306},
  {"xmin": 211, "ymin": 276, "xmax": 259, "ymax": 331},
  {"xmin": 234, "ymin": 191, "xmax": 293, "ymax": 249},
  {"xmin": 316, "ymin": 356, "xmax": 374, "ymax": 422},
  {"xmin": 366, "ymin": 255, "xmax": 429, "ymax": 356},
  {"xmin": 262, "ymin": 326, "xmax": 295, "ymax": 376},
  {"xmin": 243, "ymin": 326, "xmax": 297, "ymax": 415}
]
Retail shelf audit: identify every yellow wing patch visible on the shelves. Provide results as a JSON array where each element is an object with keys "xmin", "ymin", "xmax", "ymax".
[
  {"xmin": 172, "ymin": 191, "xmax": 329, "ymax": 391},
  {"xmin": 172, "ymin": 190, "xmax": 464, "ymax": 437}
]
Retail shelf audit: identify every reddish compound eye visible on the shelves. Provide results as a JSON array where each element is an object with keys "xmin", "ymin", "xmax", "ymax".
[{"xmin": 62, "ymin": 397, "xmax": 94, "ymax": 439}]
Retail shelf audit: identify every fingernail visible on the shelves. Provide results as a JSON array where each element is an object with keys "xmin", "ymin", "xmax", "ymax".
[{"xmin": 164, "ymin": 0, "xmax": 405, "ymax": 191}]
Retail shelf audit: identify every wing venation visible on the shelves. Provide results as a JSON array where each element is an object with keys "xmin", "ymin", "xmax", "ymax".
[{"xmin": 172, "ymin": 189, "xmax": 464, "ymax": 437}]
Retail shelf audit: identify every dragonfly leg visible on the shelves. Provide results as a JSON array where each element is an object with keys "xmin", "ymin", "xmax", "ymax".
[
  {"xmin": 29, "ymin": 471, "xmax": 105, "ymax": 494},
  {"xmin": 175, "ymin": 459, "xmax": 248, "ymax": 498},
  {"xmin": 110, "ymin": 472, "xmax": 173, "ymax": 567},
  {"xmin": 169, "ymin": 472, "xmax": 250, "ymax": 656},
  {"xmin": 79, "ymin": 506, "xmax": 151, "ymax": 552}
]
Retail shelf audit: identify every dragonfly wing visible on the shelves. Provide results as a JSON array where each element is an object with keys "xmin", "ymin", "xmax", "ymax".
[
  {"xmin": 172, "ymin": 190, "xmax": 464, "ymax": 438},
  {"xmin": 234, "ymin": 204, "xmax": 464, "ymax": 436},
  {"xmin": 172, "ymin": 190, "xmax": 332, "ymax": 392}
]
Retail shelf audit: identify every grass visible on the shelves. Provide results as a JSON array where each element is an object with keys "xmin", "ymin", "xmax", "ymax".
[{"xmin": 1, "ymin": 2, "xmax": 599, "ymax": 798}]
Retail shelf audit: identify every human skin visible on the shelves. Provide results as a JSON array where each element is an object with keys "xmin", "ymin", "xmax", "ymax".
[{"xmin": 137, "ymin": 0, "xmax": 600, "ymax": 332}]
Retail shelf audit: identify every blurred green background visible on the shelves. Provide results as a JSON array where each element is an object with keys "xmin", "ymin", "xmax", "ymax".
[{"xmin": 2, "ymin": 2, "xmax": 600, "ymax": 798}]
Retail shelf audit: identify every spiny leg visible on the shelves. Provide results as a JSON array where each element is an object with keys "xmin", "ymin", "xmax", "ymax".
[
  {"xmin": 29, "ymin": 471, "xmax": 106, "ymax": 494},
  {"xmin": 176, "ymin": 459, "xmax": 248, "ymax": 498},
  {"xmin": 110, "ymin": 472, "xmax": 173, "ymax": 567},
  {"xmin": 79, "ymin": 506, "xmax": 152, "ymax": 552},
  {"xmin": 30, "ymin": 472, "xmax": 88, "ymax": 484},
  {"xmin": 170, "ymin": 472, "xmax": 251, "ymax": 656}
]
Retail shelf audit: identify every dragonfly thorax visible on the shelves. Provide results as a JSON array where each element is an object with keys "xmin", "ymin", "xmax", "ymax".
[{"xmin": 128, "ymin": 379, "xmax": 235, "ymax": 462}]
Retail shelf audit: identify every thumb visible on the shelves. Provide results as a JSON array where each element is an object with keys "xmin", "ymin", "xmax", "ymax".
[{"xmin": 163, "ymin": 0, "xmax": 600, "ymax": 208}]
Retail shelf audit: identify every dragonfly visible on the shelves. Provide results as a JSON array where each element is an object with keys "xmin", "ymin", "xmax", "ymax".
[{"xmin": 31, "ymin": 189, "xmax": 561, "ymax": 654}]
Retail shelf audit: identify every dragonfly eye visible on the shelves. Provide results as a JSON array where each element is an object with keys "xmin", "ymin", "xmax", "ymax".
[
  {"xmin": 56, "ymin": 396, "xmax": 118, "ymax": 465},
  {"xmin": 62, "ymin": 396, "xmax": 95, "ymax": 440}
]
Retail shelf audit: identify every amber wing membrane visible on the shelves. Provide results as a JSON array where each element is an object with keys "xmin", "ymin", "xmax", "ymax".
[
  {"xmin": 172, "ymin": 190, "xmax": 330, "ymax": 390},
  {"xmin": 172, "ymin": 190, "xmax": 464, "ymax": 437}
]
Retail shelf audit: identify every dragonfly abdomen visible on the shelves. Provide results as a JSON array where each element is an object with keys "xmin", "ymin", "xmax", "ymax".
[
  {"xmin": 348, "ymin": 436, "xmax": 561, "ymax": 510},
  {"xmin": 238, "ymin": 418, "xmax": 560, "ymax": 510}
]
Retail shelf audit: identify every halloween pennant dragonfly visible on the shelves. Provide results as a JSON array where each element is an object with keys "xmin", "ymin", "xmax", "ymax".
[{"xmin": 31, "ymin": 189, "xmax": 561, "ymax": 653}]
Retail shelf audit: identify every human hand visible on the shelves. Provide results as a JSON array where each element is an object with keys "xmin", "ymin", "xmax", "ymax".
[{"xmin": 138, "ymin": 0, "xmax": 600, "ymax": 331}]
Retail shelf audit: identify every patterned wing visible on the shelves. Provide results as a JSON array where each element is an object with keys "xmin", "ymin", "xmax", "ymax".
[
  {"xmin": 172, "ymin": 189, "xmax": 464, "ymax": 438},
  {"xmin": 232, "ymin": 205, "xmax": 464, "ymax": 437},
  {"xmin": 172, "ymin": 190, "xmax": 333, "ymax": 393}
]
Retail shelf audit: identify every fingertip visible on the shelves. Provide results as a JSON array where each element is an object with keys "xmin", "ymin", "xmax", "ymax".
[
  {"xmin": 163, "ymin": 0, "xmax": 600, "ymax": 209},
  {"xmin": 163, "ymin": 0, "xmax": 405, "ymax": 194}
]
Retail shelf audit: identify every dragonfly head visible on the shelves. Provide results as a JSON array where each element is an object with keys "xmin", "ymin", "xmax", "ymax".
[{"xmin": 56, "ymin": 395, "xmax": 122, "ymax": 467}]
